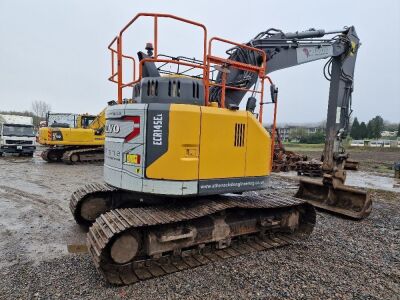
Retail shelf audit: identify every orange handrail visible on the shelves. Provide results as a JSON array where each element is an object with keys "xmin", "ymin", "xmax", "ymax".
[
  {"xmin": 108, "ymin": 12, "xmax": 274, "ymax": 134},
  {"xmin": 108, "ymin": 37, "xmax": 136, "ymax": 85},
  {"xmin": 207, "ymin": 37, "xmax": 266, "ymax": 74},
  {"xmin": 208, "ymin": 82, "xmax": 262, "ymax": 94},
  {"xmin": 107, "ymin": 13, "xmax": 282, "ymax": 172},
  {"xmin": 114, "ymin": 13, "xmax": 208, "ymax": 104},
  {"xmin": 206, "ymin": 36, "xmax": 267, "ymax": 110},
  {"xmin": 121, "ymin": 58, "xmax": 205, "ymax": 88}
]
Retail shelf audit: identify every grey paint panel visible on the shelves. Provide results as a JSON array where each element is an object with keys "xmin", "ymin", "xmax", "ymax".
[
  {"xmin": 125, "ymin": 103, "xmax": 147, "ymax": 114},
  {"xmin": 104, "ymin": 164, "xmax": 122, "ymax": 188},
  {"xmin": 105, "ymin": 119, "xmax": 138, "ymax": 139},
  {"xmin": 106, "ymin": 104, "xmax": 126, "ymax": 119},
  {"xmin": 104, "ymin": 141, "xmax": 123, "ymax": 169},
  {"xmin": 296, "ymin": 45, "xmax": 333, "ymax": 64},
  {"xmin": 105, "ymin": 104, "xmax": 147, "ymax": 190},
  {"xmin": 134, "ymin": 77, "xmax": 205, "ymax": 106},
  {"xmin": 145, "ymin": 103, "xmax": 170, "ymax": 169},
  {"xmin": 198, "ymin": 176, "xmax": 269, "ymax": 195}
]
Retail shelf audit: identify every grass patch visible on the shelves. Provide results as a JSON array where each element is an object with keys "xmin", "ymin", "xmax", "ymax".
[
  {"xmin": 348, "ymin": 146, "xmax": 400, "ymax": 153},
  {"xmin": 283, "ymin": 143, "xmax": 400, "ymax": 153},
  {"xmin": 283, "ymin": 143, "xmax": 324, "ymax": 152},
  {"xmin": 371, "ymin": 165, "xmax": 393, "ymax": 174}
]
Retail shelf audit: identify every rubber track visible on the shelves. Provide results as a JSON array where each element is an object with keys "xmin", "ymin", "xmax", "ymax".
[
  {"xmin": 41, "ymin": 148, "xmax": 67, "ymax": 162},
  {"xmin": 69, "ymin": 183, "xmax": 116, "ymax": 225},
  {"xmin": 62, "ymin": 147, "xmax": 104, "ymax": 164},
  {"xmin": 40, "ymin": 149, "xmax": 50, "ymax": 162},
  {"xmin": 87, "ymin": 194, "xmax": 315, "ymax": 285}
]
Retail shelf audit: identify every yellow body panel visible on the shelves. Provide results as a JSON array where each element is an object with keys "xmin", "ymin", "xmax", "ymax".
[
  {"xmin": 245, "ymin": 113, "xmax": 271, "ymax": 176},
  {"xmin": 145, "ymin": 104, "xmax": 271, "ymax": 181},
  {"xmin": 198, "ymin": 107, "xmax": 247, "ymax": 179},
  {"xmin": 146, "ymin": 104, "xmax": 201, "ymax": 180},
  {"xmin": 38, "ymin": 107, "xmax": 107, "ymax": 146},
  {"xmin": 38, "ymin": 127, "xmax": 104, "ymax": 146}
]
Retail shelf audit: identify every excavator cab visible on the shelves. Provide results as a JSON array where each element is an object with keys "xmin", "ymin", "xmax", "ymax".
[{"xmin": 77, "ymin": 114, "xmax": 96, "ymax": 129}]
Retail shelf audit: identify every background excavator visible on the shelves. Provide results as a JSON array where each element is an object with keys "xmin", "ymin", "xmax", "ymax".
[
  {"xmin": 69, "ymin": 13, "xmax": 371, "ymax": 285},
  {"xmin": 38, "ymin": 104, "xmax": 114, "ymax": 164}
]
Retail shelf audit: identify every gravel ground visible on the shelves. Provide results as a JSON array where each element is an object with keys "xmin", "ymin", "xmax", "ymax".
[{"xmin": 0, "ymin": 151, "xmax": 399, "ymax": 299}]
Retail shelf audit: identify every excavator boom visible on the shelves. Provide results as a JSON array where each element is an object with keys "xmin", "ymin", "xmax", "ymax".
[{"xmin": 211, "ymin": 26, "xmax": 370, "ymax": 219}]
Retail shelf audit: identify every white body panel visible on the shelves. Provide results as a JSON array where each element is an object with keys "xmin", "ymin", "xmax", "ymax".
[
  {"xmin": 0, "ymin": 114, "xmax": 33, "ymax": 125},
  {"xmin": 103, "ymin": 104, "xmax": 198, "ymax": 196}
]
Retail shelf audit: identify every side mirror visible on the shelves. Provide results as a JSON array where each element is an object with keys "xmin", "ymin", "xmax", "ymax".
[
  {"xmin": 246, "ymin": 97, "xmax": 257, "ymax": 113},
  {"xmin": 270, "ymin": 84, "xmax": 278, "ymax": 103}
]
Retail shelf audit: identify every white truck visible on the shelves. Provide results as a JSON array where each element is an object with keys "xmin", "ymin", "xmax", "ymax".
[{"xmin": 0, "ymin": 114, "xmax": 36, "ymax": 156}]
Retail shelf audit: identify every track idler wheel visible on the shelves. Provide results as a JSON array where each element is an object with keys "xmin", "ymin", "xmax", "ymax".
[
  {"xmin": 295, "ymin": 178, "xmax": 372, "ymax": 219},
  {"xmin": 80, "ymin": 197, "xmax": 108, "ymax": 221},
  {"xmin": 77, "ymin": 195, "xmax": 110, "ymax": 226},
  {"xmin": 69, "ymin": 153, "xmax": 80, "ymax": 164},
  {"xmin": 110, "ymin": 232, "xmax": 141, "ymax": 264},
  {"xmin": 41, "ymin": 149, "xmax": 63, "ymax": 162}
]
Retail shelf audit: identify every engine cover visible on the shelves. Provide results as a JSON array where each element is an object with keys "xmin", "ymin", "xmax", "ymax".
[{"xmin": 104, "ymin": 103, "xmax": 271, "ymax": 196}]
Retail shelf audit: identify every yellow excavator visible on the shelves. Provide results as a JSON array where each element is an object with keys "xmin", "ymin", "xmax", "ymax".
[
  {"xmin": 69, "ymin": 13, "xmax": 371, "ymax": 285},
  {"xmin": 38, "ymin": 104, "xmax": 114, "ymax": 164}
]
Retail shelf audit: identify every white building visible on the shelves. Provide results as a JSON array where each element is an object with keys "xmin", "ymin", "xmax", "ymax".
[
  {"xmin": 272, "ymin": 122, "xmax": 325, "ymax": 141},
  {"xmin": 381, "ymin": 130, "xmax": 398, "ymax": 137},
  {"xmin": 351, "ymin": 139, "xmax": 399, "ymax": 148}
]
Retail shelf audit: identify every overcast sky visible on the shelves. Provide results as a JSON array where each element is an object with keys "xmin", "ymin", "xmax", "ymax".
[{"xmin": 0, "ymin": 0, "xmax": 399, "ymax": 124}]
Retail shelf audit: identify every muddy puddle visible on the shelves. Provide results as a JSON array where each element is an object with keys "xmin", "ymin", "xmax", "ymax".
[{"xmin": 0, "ymin": 151, "xmax": 102, "ymax": 268}]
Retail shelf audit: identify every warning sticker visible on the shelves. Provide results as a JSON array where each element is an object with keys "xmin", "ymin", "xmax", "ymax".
[{"xmin": 126, "ymin": 154, "xmax": 141, "ymax": 164}]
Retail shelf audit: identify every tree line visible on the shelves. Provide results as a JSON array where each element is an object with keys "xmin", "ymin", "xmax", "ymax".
[
  {"xmin": 350, "ymin": 115, "xmax": 399, "ymax": 139},
  {"xmin": 287, "ymin": 128, "xmax": 325, "ymax": 144},
  {"xmin": 0, "ymin": 100, "xmax": 51, "ymax": 128}
]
